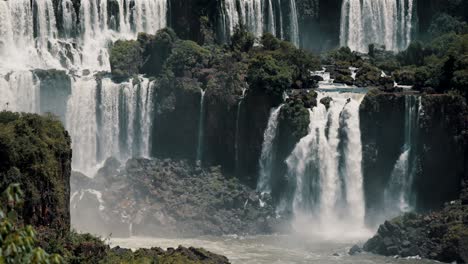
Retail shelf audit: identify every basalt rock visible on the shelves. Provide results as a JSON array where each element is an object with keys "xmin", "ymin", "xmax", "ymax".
[
  {"xmin": 71, "ymin": 158, "xmax": 284, "ymax": 237},
  {"xmin": 364, "ymin": 200, "xmax": 468, "ymax": 263},
  {"xmin": 360, "ymin": 90, "xmax": 468, "ymax": 226}
]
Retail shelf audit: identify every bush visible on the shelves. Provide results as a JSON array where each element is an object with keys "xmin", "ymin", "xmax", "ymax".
[
  {"xmin": 246, "ymin": 54, "xmax": 292, "ymax": 98},
  {"xmin": 0, "ymin": 184, "xmax": 63, "ymax": 263},
  {"xmin": 138, "ymin": 28, "xmax": 178, "ymax": 76},
  {"xmin": 165, "ymin": 40, "xmax": 209, "ymax": 77},
  {"xmin": 428, "ymin": 13, "xmax": 468, "ymax": 38},
  {"xmin": 261, "ymin": 33, "xmax": 281, "ymax": 50},
  {"xmin": 230, "ymin": 25, "xmax": 255, "ymax": 53},
  {"xmin": 109, "ymin": 40, "xmax": 142, "ymax": 81}
]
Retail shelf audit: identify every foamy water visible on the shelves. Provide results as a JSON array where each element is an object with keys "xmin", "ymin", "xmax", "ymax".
[{"xmin": 110, "ymin": 235, "xmax": 437, "ymax": 264}]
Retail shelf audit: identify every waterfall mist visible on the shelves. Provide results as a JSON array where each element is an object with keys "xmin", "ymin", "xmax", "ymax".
[{"xmin": 277, "ymin": 92, "xmax": 371, "ymax": 239}]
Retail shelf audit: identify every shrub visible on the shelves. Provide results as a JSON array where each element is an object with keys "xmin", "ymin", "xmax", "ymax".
[
  {"xmin": 0, "ymin": 184, "xmax": 63, "ymax": 263},
  {"xmin": 109, "ymin": 40, "xmax": 142, "ymax": 81},
  {"xmin": 246, "ymin": 54, "xmax": 292, "ymax": 98},
  {"xmin": 165, "ymin": 40, "xmax": 209, "ymax": 77},
  {"xmin": 230, "ymin": 25, "xmax": 255, "ymax": 53}
]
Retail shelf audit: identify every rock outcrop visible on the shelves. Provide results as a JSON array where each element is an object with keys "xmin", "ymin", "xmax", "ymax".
[
  {"xmin": 71, "ymin": 158, "xmax": 283, "ymax": 237},
  {"xmin": 364, "ymin": 197, "xmax": 468, "ymax": 263},
  {"xmin": 360, "ymin": 90, "xmax": 467, "ymax": 225}
]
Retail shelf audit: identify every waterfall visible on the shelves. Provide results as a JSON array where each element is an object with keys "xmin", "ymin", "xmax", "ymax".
[
  {"xmin": 340, "ymin": 0, "xmax": 415, "ymax": 52},
  {"xmin": 257, "ymin": 104, "xmax": 283, "ymax": 193},
  {"xmin": 385, "ymin": 95, "xmax": 421, "ymax": 216},
  {"xmin": 235, "ymin": 88, "xmax": 248, "ymax": 170},
  {"xmin": 221, "ymin": 0, "xmax": 299, "ymax": 46},
  {"xmin": 288, "ymin": 0, "xmax": 300, "ymax": 46},
  {"xmin": 0, "ymin": 71, "xmax": 40, "ymax": 113},
  {"xmin": 285, "ymin": 92, "xmax": 367, "ymax": 237},
  {"xmin": 196, "ymin": 89, "xmax": 206, "ymax": 162},
  {"xmin": 67, "ymin": 76, "xmax": 155, "ymax": 176},
  {"xmin": 66, "ymin": 76, "xmax": 99, "ymax": 175},
  {"xmin": 0, "ymin": 0, "xmax": 167, "ymax": 176}
]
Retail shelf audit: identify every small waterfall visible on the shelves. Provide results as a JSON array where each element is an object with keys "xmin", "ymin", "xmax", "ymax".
[
  {"xmin": 385, "ymin": 95, "xmax": 421, "ymax": 215},
  {"xmin": 285, "ymin": 92, "xmax": 367, "ymax": 237},
  {"xmin": 257, "ymin": 104, "xmax": 283, "ymax": 193},
  {"xmin": 61, "ymin": 0, "xmax": 76, "ymax": 38},
  {"xmin": 196, "ymin": 89, "xmax": 206, "ymax": 163},
  {"xmin": 340, "ymin": 0, "xmax": 415, "ymax": 52},
  {"xmin": 288, "ymin": 0, "xmax": 300, "ymax": 46},
  {"xmin": 66, "ymin": 76, "xmax": 99, "ymax": 175},
  {"xmin": 221, "ymin": 0, "xmax": 299, "ymax": 46},
  {"xmin": 0, "ymin": 71, "xmax": 40, "ymax": 113},
  {"xmin": 235, "ymin": 88, "xmax": 248, "ymax": 169}
]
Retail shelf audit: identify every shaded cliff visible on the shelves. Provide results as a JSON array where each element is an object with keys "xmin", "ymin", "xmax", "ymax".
[{"xmin": 360, "ymin": 90, "xmax": 467, "ymax": 225}]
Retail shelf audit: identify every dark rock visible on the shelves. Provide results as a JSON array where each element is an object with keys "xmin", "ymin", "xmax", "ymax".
[
  {"xmin": 72, "ymin": 158, "xmax": 282, "ymax": 237},
  {"xmin": 320, "ymin": 96, "xmax": 333, "ymax": 109},
  {"xmin": 348, "ymin": 244, "xmax": 362, "ymax": 255}
]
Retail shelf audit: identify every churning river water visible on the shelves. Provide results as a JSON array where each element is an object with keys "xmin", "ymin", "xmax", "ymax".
[{"xmin": 110, "ymin": 235, "xmax": 437, "ymax": 264}]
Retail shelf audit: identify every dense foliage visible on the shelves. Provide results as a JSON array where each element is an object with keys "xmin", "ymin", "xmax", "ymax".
[
  {"xmin": 109, "ymin": 40, "xmax": 142, "ymax": 81},
  {"xmin": 0, "ymin": 184, "xmax": 63, "ymax": 264},
  {"xmin": 0, "ymin": 112, "xmax": 71, "ymax": 232}
]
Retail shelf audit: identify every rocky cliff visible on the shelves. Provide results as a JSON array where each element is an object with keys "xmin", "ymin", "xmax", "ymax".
[{"xmin": 360, "ymin": 90, "xmax": 467, "ymax": 226}]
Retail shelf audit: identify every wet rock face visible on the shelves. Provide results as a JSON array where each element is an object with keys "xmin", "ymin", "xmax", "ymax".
[
  {"xmin": 360, "ymin": 91, "xmax": 467, "ymax": 225},
  {"xmin": 360, "ymin": 91, "xmax": 406, "ymax": 225},
  {"xmin": 71, "ymin": 158, "xmax": 284, "ymax": 237},
  {"xmin": 364, "ymin": 200, "xmax": 468, "ymax": 263}
]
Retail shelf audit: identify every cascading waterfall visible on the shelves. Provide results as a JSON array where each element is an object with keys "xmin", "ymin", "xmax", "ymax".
[
  {"xmin": 0, "ymin": 71, "xmax": 40, "ymax": 113},
  {"xmin": 221, "ymin": 0, "xmax": 299, "ymax": 46},
  {"xmin": 67, "ymin": 76, "xmax": 155, "ymax": 176},
  {"xmin": 385, "ymin": 95, "xmax": 421, "ymax": 216},
  {"xmin": 285, "ymin": 92, "xmax": 367, "ymax": 237},
  {"xmin": 196, "ymin": 89, "xmax": 206, "ymax": 162},
  {"xmin": 0, "ymin": 0, "xmax": 168, "ymax": 176},
  {"xmin": 340, "ymin": 0, "xmax": 415, "ymax": 52},
  {"xmin": 257, "ymin": 105, "xmax": 284, "ymax": 194}
]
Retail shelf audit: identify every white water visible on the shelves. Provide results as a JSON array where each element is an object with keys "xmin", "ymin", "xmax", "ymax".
[
  {"xmin": 285, "ymin": 92, "xmax": 368, "ymax": 238},
  {"xmin": 67, "ymin": 76, "xmax": 155, "ymax": 176},
  {"xmin": 385, "ymin": 95, "xmax": 421, "ymax": 216},
  {"xmin": 257, "ymin": 105, "xmax": 284, "ymax": 193},
  {"xmin": 340, "ymin": 0, "xmax": 415, "ymax": 52},
  {"xmin": 196, "ymin": 89, "xmax": 207, "ymax": 162},
  {"xmin": 235, "ymin": 88, "xmax": 248, "ymax": 169},
  {"xmin": 221, "ymin": 0, "xmax": 300, "ymax": 46},
  {"xmin": 0, "ymin": 71, "xmax": 40, "ymax": 113},
  {"xmin": 0, "ymin": 0, "xmax": 167, "ymax": 176},
  {"xmin": 111, "ymin": 236, "xmax": 438, "ymax": 264}
]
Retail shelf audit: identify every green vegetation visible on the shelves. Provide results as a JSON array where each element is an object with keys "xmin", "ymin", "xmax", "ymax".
[
  {"xmin": 0, "ymin": 111, "xmax": 71, "ymax": 232},
  {"xmin": 109, "ymin": 40, "xmax": 142, "ymax": 81},
  {"xmin": 0, "ymin": 184, "xmax": 63, "ymax": 263},
  {"xmin": 247, "ymin": 54, "xmax": 292, "ymax": 97}
]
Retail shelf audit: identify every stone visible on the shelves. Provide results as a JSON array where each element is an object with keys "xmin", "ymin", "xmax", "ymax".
[{"xmin": 348, "ymin": 244, "xmax": 362, "ymax": 255}]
